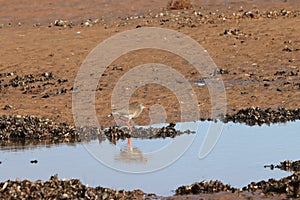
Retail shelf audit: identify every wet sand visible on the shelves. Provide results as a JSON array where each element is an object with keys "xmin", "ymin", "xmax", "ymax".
[{"xmin": 0, "ymin": 0, "xmax": 299, "ymax": 199}]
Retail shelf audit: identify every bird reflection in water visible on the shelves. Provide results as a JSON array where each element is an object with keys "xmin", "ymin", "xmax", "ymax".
[{"xmin": 114, "ymin": 145, "xmax": 147, "ymax": 163}]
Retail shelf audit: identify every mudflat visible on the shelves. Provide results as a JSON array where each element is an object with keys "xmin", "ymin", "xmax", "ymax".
[{"xmin": 0, "ymin": 0, "xmax": 299, "ymax": 126}]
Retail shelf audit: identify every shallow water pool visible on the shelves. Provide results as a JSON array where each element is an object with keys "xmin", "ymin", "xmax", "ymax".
[{"xmin": 0, "ymin": 121, "xmax": 299, "ymax": 196}]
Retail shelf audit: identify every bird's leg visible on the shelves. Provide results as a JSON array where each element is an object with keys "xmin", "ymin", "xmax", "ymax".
[
  {"xmin": 125, "ymin": 120, "xmax": 132, "ymax": 132},
  {"xmin": 127, "ymin": 137, "xmax": 132, "ymax": 147},
  {"xmin": 125, "ymin": 120, "xmax": 132, "ymax": 148}
]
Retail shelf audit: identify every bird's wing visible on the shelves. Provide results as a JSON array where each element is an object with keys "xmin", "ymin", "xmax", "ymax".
[{"xmin": 112, "ymin": 105, "xmax": 130, "ymax": 116}]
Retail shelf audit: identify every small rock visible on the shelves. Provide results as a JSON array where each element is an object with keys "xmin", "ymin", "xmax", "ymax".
[
  {"xmin": 30, "ymin": 160, "xmax": 38, "ymax": 164},
  {"xmin": 2, "ymin": 105, "xmax": 13, "ymax": 110},
  {"xmin": 54, "ymin": 19, "xmax": 73, "ymax": 27},
  {"xmin": 112, "ymin": 66, "xmax": 123, "ymax": 71},
  {"xmin": 33, "ymin": 23, "xmax": 41, "ymax": 27},
  {"xmin": 283, "ymin": 46, "xmax": 293, "ymax": 52}
]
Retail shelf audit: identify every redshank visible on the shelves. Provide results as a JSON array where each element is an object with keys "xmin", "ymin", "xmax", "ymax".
[{"xmin": 111, "ymin": 102, "xmax": 148, "ymax": 146}]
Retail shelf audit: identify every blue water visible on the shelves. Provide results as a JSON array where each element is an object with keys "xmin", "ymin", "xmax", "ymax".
[{"xmin": 0, "ymin": 121, "xmax": 299, "ymax": 196}]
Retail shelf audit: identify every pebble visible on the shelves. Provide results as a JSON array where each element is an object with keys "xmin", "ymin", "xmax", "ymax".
[
  {"xmin": 80, "ymin": 18, "xmax": 99, "ymax": 27},
  {"xmin": 30, "ymin": 160, "xmax": 38, "ymax": 164},
  {"xmin": 33, "ymin": 23, "xmax": 41, "ymax": 27},
  {"xmin": 53, "ymin": 19, "xmax": 73, "ymax": 28},
  {"xmin": 283, "ymin": 46, "xmax": 293, "ymax": 52},
  {"xmin": 2, "ymin": 105, "xmax": 13, "ymax": 110}
]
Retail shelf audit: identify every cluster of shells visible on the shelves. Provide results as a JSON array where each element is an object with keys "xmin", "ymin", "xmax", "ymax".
[
  {"xmin": 0, "ymin": 72, "xmax": 69, "ymax": 98},
  {"xmin": 102, "ymin": 122, "xmax": 194, "ymax": 144},
  {"xmin": 0, "ymin": 114, "xmax": 194, "ymax": 146},
  {"xmin": 0, "ymin": 115, "xmax": 108, "ymax": 147},
  {"xmin": 0, "ymin": 174, "xmax": 154, "ymax": 199},
  {"xmin": 0, "ymin": 115, "xmax": 77, "ymax": 141},
  {"xmin": 273, "ymin": 160, "xmax": 300, "ymax": 173},
  {"xmin": 76, "ymin": 126, "xmax": 100, "ymax": 141},
  {"xmin": 223, "ymin": 107, "xmax": 300, "ymax": 126},
  {"xmin": 176, "ymin": 180, "xmax": 235, "ymax": 195},
  {"xmin": 242, "ymin": 173, "xmax": 300, "ymax": 198},
  {"xmin": 102, "ymin": 126, "xmax": 131, "ymax": 144},
  {"xmin": 155, "ymin": 122, "xmax": 194, "ymax": 138},
  {"xmin": 175, "ymin": 160, "xmax": 300, "ymax": 198}
]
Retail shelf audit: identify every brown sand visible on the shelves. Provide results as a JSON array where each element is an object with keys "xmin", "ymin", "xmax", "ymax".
[{"xmin": 1, "ymin": 0, "xmax": 299, "ymax": 127}]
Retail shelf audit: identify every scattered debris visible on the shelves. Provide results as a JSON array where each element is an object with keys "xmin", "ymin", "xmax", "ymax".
[{"xmin": 0, "ymin": 72, "xmax": 69, "ymax": 98}]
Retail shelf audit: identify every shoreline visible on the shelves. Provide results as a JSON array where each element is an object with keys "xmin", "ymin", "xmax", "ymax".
[{"xmin": 0, "ymin": 109, "xmax": 299, "ymax": 144}]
